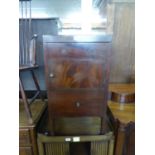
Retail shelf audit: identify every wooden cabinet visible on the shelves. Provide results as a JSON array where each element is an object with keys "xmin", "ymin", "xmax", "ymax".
[
  {"xmin": 19, "ymin": 100, "xmax": 47, "ymax": 155},
  {"xmin": 43, "ymin": 35, "xmax": 112, "ymax": 134},
  {"xmin": 19, "ymin": 127, "xmax": 37, "ymax": 155},
  {"xmin": 19, "ymin": 129, "xmax": 31, "ymax": 145},
  {"xmin": 19, "ymin": 147, "xmax": 33, "ymax": 155}
]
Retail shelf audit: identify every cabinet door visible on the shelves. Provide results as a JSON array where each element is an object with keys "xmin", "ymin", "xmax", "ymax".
[
  {"xmin": 44, "ymin": 43, "xmax": 109, "ymax": 90},
  {"xmin": 47, "ymin": 59, "xmax": 105, "ymax": 89},
  {"xmin": 19, "ymin": 147, "xmax": 33, "ymax": 155}
]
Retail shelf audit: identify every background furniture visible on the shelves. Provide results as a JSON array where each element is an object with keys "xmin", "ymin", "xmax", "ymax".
[
  {"xmin": 19, "ymin": 64, "xmax": 44, "ymax": 124},
  {"xmin": 108, "ymin": 84, "xmax": 135, "ymax": 155},
  {"xmin": 43, "ymin": 35, "xmax": 112, "ymax": 135},
  {"xmin": 19, "ymin": 0, "xmax": 44, "ymax": 124},
  {"xmin": 19, "ymin": 100, "xmax": 47, "ymax": 155}
]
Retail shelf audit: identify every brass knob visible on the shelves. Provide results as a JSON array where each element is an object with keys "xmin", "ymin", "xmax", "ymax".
[
  {"xmin": 49, "ymin": 73, "xmax": 55, "ymax": 78},
  {"xmin": 76, "ymin": 102, "xmax": 80, "ymax": 108}
]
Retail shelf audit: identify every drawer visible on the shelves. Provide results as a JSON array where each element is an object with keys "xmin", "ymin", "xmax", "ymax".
[
  {"xmin": 19, "ymin": 129, "xmax": 31, "ymax": 146},
  {"xmin": 19, "ymin": 147, "xmax": 33, "ymax": 155},
  {"xmin": 48, "ymin": 91, "xmax": 106, "ymax": 117},
  {"xmin": 44, "ymin": 43, "xmax": 108, "ymax": 59}
]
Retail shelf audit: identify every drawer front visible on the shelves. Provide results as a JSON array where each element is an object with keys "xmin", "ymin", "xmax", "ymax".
[
  {"xmin": 19, "ymin": 147, "xmax": 33, "ymax": 155},
  {"xmin": 19, "ymin": 129, "xmax": 31, "ymax": 146},
  {"xmin": 48, "ymin": 91, "xmax": 106, "ymax": 117},
  {"xmin": 46, "ymin": 59, "xmax": 106, "ymax": 89}
]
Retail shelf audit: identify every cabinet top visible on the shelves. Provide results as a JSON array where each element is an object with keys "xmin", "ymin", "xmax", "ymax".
[{"xmin": 43, "ymin": 35, "xmax": 112, "ymax": 43}]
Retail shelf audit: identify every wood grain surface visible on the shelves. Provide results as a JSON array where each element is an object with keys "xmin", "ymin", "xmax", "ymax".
[{"xmin": 110, "ymin": 3, "xmax": 135, "ymax": 83}]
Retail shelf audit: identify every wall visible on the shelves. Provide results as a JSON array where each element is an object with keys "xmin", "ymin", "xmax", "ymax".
[{"xmin": 110, "ymin": 1, "xmax": 135, "ymax": 83}]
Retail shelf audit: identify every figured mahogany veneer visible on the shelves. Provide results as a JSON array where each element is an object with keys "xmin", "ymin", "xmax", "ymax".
[
  {"xmin": 43, "ymin": 35, "xmax": 112, "ymax": 135},
  {"xmin": 47, "ymin": 59, "xmax": 104, "ymax": 89},
  {"xmin": 48, "ymin": 91, "xmax": 105, "ymax": 117}
]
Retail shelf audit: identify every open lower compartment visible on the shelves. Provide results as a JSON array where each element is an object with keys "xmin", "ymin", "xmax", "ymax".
[
  {"xmin": 37, "ymin": 133, "xmax": 114, "ymax": 155},
  {"xmin": 37, "ymin": 110, "xmax": 114, "ymax": 155}
]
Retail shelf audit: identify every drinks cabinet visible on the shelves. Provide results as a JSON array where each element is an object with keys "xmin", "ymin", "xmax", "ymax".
[{"xmin": 43, "ymin": 35, "xmax": 112, "ymax": 135}]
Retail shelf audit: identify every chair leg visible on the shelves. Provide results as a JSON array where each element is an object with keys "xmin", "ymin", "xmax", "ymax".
[
  {"xmin": 19, "ymin": 76, "xmax": 33, "ymax": 124},
  {"xmin": 30, "ymin": 70, "xmax": 44, "ymax": 101}
]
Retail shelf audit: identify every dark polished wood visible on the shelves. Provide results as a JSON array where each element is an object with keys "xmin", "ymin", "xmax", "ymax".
[
  {"xmin": 110, "ymin": 92, "xmax": 135, "ymax": 103},
  {"xmin": 108, "ymin": 84, "xmax": 135, "ymax": 155},
  {"xmin": 43, "ymin": 35, "xmax": 112, "ymax": 135},
  {"xmin": 48, "ymin": 90, "xmax": 105, "ymax": 117},
  {"xmin": 124, "ymin": 122, "xmax": 135, "ymax": 155},
  {"xmin": 46, "ymin": 58, "xmax": 105, "ymax": 89},
  {"xmin": 109, "ymin": 84, "xmax": 135, "ymax": 103}
]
